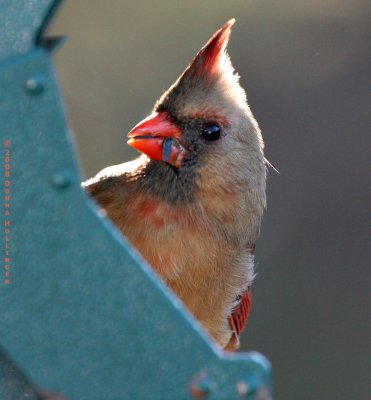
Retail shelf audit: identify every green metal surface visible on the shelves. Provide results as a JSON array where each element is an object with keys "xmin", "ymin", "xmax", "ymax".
[{"xmin": 0, "ymin": 1, "xmax": 272, "ymax": 399}]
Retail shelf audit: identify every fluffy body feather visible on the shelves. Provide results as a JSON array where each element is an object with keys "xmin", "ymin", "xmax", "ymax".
[{"xmin": 84, "ymin": 20, "xmax": 266, "ymax": 349}]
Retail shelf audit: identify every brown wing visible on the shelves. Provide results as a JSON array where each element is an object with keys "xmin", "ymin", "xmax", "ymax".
[{"xmin": 225, "ymin": 289, "xmax": 252, "ymax": 351}]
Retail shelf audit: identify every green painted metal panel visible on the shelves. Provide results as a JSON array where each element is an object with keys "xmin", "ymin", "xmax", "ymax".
[
  {"xmin": 0, "ymin": 1, "xmax": 272, "ymax": 399},
  {"xmin": 0, "ymin": 0, "xmax": 61, "ymax": 62}
]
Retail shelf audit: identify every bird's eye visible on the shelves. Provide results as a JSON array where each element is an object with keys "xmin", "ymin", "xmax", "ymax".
[{"xmin": 201, "ymin": 125, "xmax": 221, "ymax": 141}]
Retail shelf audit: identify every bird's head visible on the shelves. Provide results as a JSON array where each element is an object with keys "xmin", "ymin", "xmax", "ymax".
[{"xmin": 128, "ymin": 19, "xmax": 266, "ymax": 212}]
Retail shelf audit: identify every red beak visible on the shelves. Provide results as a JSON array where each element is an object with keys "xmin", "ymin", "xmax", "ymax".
[{"xmin": 127, "ymin": 112, "xmax": 186, "ymax": 168}]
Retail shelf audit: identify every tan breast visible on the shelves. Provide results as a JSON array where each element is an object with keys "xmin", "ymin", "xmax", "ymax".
[{"xmin": 105, "ymin": 188, "xmax": 253, "ymax": 348}]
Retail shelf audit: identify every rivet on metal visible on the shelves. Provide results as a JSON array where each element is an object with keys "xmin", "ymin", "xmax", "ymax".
[
  {"xmin": 189, "ymin": 373, "xmax": 211, "ymax": 399},
  {"xmin": 24, "ymin": 74, "xmax": 45, "ymax": 94},
  {"xmin": 236, "ymin": 380, "xmax": 250, "ymax": 396},
  {"xmin": 51, "ymin": 170, "xmax": 72, "ymax": 189}
]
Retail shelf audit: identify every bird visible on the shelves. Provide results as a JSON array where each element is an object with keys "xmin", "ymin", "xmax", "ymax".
[{"xmin": 83, "ymin": 19, "xmax": 267, "ymax": 351}]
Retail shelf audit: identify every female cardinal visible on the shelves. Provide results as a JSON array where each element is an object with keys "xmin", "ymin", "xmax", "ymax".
[{"xmin": 84, "ymin": 19, "xmax": 266, "ymax": 351}]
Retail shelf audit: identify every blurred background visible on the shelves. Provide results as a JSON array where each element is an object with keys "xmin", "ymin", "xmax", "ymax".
[{"xmin": 49, "ymin": 1, "xmax": 371, "ymax": 399}]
